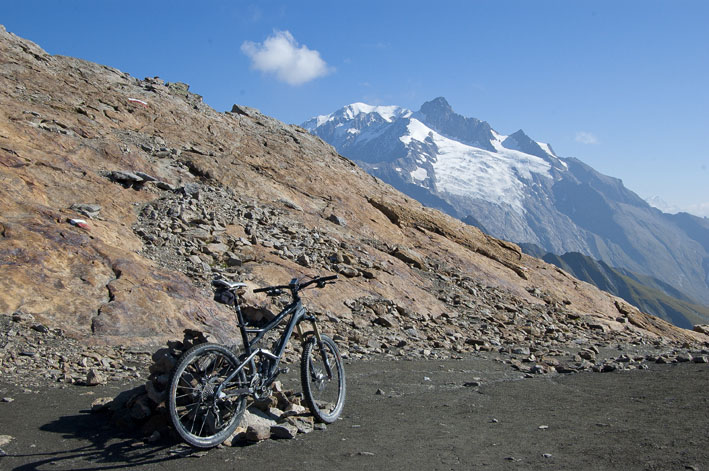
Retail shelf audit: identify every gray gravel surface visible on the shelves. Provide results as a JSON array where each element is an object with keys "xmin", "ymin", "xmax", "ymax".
[{"xmin": 0, "ymin": 357, "xmax": 707, "ymax": 471}]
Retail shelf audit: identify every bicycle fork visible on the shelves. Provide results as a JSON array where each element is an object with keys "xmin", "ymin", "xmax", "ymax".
[{"xmin": 298, "ymin": 318, "xmax": 334, "ymax": 380}]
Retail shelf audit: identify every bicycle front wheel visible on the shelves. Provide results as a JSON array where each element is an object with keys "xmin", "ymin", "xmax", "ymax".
[
  {"xmin": 168, "ymin": 343, "xmax": 247, "ymax": 448},
  {"xmin": 300, "ymin": 334, "xmax": 346, "ymax": 423}
]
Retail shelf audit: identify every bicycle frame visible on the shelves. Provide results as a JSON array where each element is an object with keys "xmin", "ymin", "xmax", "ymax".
[{"xmin": 215, "ymin": 293, "xmax": 320, "ymax": 399}]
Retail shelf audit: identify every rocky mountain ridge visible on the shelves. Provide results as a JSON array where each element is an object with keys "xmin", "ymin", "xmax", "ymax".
[
  {"xmin": 305, "ymin": 98, "xmax": 709, "ymax": 310},
  {"xmin": 1, "ymin": 22, "xmax": 707, "ymax": 384},
  {"xmin": 521, "ymin": 244, "xmax": 709, "ymax": 329}
]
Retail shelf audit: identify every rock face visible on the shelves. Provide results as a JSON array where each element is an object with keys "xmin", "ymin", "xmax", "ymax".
[{"xmin": 1, "ymin": 25, "xmax": 707, "ymax": 357}]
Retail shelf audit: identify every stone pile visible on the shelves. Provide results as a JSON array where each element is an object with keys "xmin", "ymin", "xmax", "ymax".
[{"xmin": 91, "ymin": 329, "xmax": 322, "ymax": 446}]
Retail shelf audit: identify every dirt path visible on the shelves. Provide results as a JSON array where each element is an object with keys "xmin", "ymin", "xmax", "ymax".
[{"xmin": 1, "ymin": 357, "xmax": 707, "ymax": 471}]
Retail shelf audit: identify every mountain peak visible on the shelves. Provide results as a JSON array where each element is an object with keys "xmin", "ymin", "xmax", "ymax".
[
  {"xmin": 415, "ymin": 97, "xmax": 495, "ymax": 151},
  {"xmin": 508, "ymin": 129, "xmax": 530, "ymax": 140},
  {"xmin": 419, "ymin": 97, "xmax": 453, "ymax": 115},
  {"xmin": 501, "ymin": 129, "xmax": 557, "ymax": 162},
  {"xmin": 342, "ymin": 102, "xmax": 410, "ymax": 121}
]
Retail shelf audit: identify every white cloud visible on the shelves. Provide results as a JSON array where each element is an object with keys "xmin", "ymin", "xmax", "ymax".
[
  {"xmin": 645, "ymin": 195, "xmax": 681, "ymax": 214},
  {"xmin": 241, "ymin": 30, "xmax": 332, "ymax": 86},
  {"xmin": 645, "ymin": 195, "xmax": 709, "ymax": 218},
  {"xmin": 683, "ymin": 201, "xmax": 709, "ymax": 218},
  {"xmin": 575, "ymin": 131, "xmax": 599, "ymax": 145}
]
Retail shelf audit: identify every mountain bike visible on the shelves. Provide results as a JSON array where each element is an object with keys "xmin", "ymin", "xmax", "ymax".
[{"xmin": 168, "ymin": 274, "xmax": 346, "ymax": 448}]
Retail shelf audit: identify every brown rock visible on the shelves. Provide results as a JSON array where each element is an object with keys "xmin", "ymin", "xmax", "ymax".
[
  {"xmin": 693, "ymin": 324, "xmax": 709, "ymax": 335},
  {"xmin": 280, "ymin": 415, "xmax": 314, "ymax": 434},
  {"xmin": 245, "ymin": 424, "xmax": 271, "ymax": 442},
  {"xmin": 85, "ymin": 368, "xmax": 106, "ymax": 386},
  {"xmin": 270, "ymin": 423, "xmax": 298, "ymax": 439},
  {"xmin": 391, "ymin": 246, "xmax": 426, "ymax": 269},
  {"xmin": 374, "ymin": 314, "xmax": 399, "ymax": 329}
]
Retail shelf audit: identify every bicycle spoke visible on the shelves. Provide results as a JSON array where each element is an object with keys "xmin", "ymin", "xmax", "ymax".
[
  {"xmin": 189, "ymin": 400, "xmax": 201, "ymax": 434},
  {"xmin": 177, "ymin": 400, "xmax": 201, "ymax": 412},
  {"xmin": 175, "ymin": 392, "xmax": 197, "ymax": 400},
  {"xmin": 178, "ymin": 406, "xmax": 196, "ymax": 421},
  {"xmin": 178, "ymin": 375, "xmax": 197, "ymax": 388},
  {"xmin": 198, "ymin": 408, "xmax": 209, "ymax": 437}
]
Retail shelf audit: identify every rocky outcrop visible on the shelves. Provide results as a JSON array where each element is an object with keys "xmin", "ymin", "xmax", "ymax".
[{"xmin": 1, "ymin": 24, "xmax": 707, "ymax": 363}]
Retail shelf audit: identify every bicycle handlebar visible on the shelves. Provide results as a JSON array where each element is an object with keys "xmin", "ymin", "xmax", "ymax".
[{"xmin": 253, "ymin": 275, "xmax": 338, "ymax": 294}]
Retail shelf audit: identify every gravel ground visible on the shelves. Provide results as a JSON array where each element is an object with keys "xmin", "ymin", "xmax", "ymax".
[{"xmin": 1, "ymin": 356, "xmax": 707, "ymax": 471}]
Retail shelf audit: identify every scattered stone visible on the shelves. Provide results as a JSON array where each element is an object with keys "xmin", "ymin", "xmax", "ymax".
[
  {"xmin": 70, "ymin": 203, "xmax": 101, "ymax": 218},
  {"xmin": 85, "ymin": 368, "xmax": 106, "ymax": 386},
  {"xmin": 270, "ymin": 423, "xmax": 298, "ymax": 439},
  {"xmin": 335, "ymin": 264, "xmax": 359, "ymax": 278},
  {"xmin": 278, "ymin": 198, "xmax": 302, "ymax": 211},
  {"xmin": 30, "ymin": 324, "xmax": 50, "ymax": 334},
  {"xmin": 135, "ymin": 171, "xmax": 158, "ymax": 182},
  {"xmin": 281, "ymin": 415, "xmax": 314, "ymax": 434},
  {"xmin": 106, "ymin": 170, "xmax": 144, "ymax": 187},
  {"xmin": 12, "ymin": 311, "xmax": 35, "ymax": 323},
  {"xmin": 245, "ymin": 424, "xmax": 271, "ymax": 442},
  {"xmin": 181, "ymin": 183, "xmax": 201, "ymax": 197},
  {"xmin": 297, "ymin": 254, "xmax": 311, "ymax": 267},
  {"xmin": 327, "ymin": 214, "xmax": 347, "ymax": 226},
  {"xmin": 692, "ymin": 325, "xmax": 709, "ymax": 335},
  {"xmin": 204, "ymin": 242, "xmax": 229, "ymax": 255},
  {"xmin": 390, "ymin": 246, "xmax": 426, "ymax": 269},
  {"xmin": 677, "ymin": 352, "xmax": 693, "ymax": 363},
  {"xmin": 2, "ymin": 397, "xmax": 14, "ymax": 403},
  {"xmin": 373, "ymin": 314, "xmax": 398, "ymax": 328},
  {"xmin": 0, "ymin": 435, "xmax": 13, "ymax": 446}
]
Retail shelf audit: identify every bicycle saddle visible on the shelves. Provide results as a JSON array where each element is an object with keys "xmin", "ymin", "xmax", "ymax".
[{"xmin": 212, "ymin": 279, "xmax": 247, "ymax": 291}]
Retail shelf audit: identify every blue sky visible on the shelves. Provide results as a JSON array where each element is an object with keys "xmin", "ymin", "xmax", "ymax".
[{"xmin": 2, "ymin": 1, "xmax": 708, "ymax": 216}]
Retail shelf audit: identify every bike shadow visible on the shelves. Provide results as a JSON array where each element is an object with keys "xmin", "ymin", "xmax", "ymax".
[{"xmin": 7, "ymin": 405, "xmax": 199, "ymax": 471}]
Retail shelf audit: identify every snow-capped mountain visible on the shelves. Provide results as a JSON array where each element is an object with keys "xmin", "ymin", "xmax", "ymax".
[
  {"xmin": 304, "ymin": 99, "xmax": 560, "ymax": 215},
  {"xmin": 304, "ymin": 98, "xmax": 709, "ymax": 307}
]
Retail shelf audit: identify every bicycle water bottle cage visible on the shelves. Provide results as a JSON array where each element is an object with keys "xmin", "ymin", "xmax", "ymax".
[{"xmin": 289, "ymin": 278, "xmax": 298, "ymax": 288}]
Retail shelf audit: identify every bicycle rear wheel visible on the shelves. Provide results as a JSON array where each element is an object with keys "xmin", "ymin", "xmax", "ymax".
[
  {"xmin": 300, "ymin": 334, "xmax": 346, "ymax": 423},
  {"xmin": 168, "ymin": 343, "xmax": 247, "ymax": 448}
]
